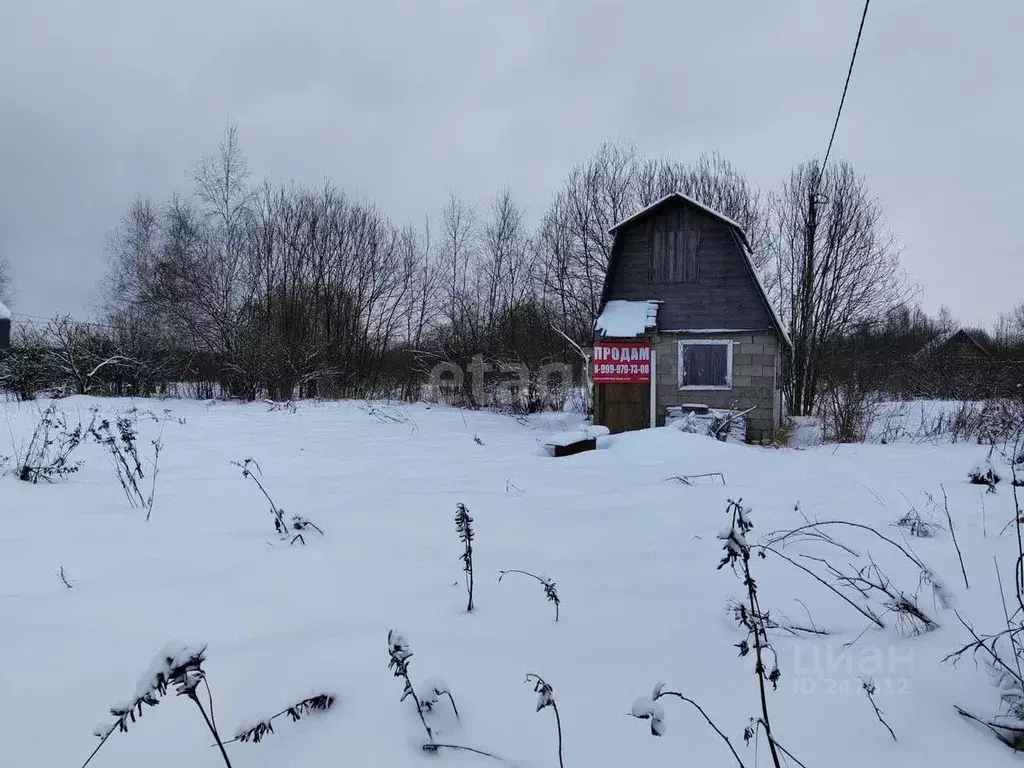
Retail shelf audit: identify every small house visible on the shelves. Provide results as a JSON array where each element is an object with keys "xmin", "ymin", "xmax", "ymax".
[
  {"xmin": 914, "ymin": 328, "xmax": 999, "ymax": 398},
  {"xmin": 917, "ymin": 328, "xmax": 992, "ymax": 365},
  {"xmin": 592, "ymin": 193, "xmax": 790, "ymax": 442}
]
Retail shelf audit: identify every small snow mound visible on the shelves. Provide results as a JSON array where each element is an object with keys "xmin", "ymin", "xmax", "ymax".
[
  {"xmin": 630, "ymin": 696, "xmax": 666, "ymax": 735},
  {"xmin": 666, "ymin": 406, "xmax": 746, "ymax": 443},
  {"xmin": 545, "ymin": 424, "xmax": 610, "ymax": 447},
  {"xmin": 968, "ymin": 459, "xmax": 1001, "ymax": 486},
  {"xmin": 418, "ymin": 675, "xmax": 450, "ymax": 705},
  {"xmin": 786, "ymin": 416, "xmax": 822, "ymax": 448},
  {"xmin": 595, "ymin": 300, "xmax": 659, "ymax": 338},
  {"xmin": 134, "ymin": 642, "xmax": 207, "ymax": 699}
]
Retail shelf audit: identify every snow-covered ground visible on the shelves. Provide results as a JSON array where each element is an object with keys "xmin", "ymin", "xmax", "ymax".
[{"xmin": 2, "ymin": 396, "xmax": 1022, "ymax": 767}]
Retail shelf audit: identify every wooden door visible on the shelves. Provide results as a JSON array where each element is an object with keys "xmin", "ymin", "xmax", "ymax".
[{"xmin": 596, "ymin": 382, "xmax": 650, "ymax": 433}]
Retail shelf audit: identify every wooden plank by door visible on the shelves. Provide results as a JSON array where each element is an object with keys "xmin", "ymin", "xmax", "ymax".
[{"xmin": 596, "ymin": 383, "xmax": 650, "ymax": 434}]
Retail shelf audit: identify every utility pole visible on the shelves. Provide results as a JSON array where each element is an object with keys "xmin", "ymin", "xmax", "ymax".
[{"xmin": 794, "ymin": 180, "xmax": 821, "ymax": 416}]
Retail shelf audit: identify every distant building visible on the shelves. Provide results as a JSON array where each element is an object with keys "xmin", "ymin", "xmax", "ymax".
[
  {"xmin": 0, "ymin": 300, "xmax": 10, "ymax": 351},
  {"xmin": 914, "ymin": 328, "xmax": 1005, "ymax": 399},
  {"xmin": 592, "ymin": 193, "xmax": 790, "ymax": 442},
  {"xmin": 917, "ymin": 328, "xmax": 993, "ymax": 364}
]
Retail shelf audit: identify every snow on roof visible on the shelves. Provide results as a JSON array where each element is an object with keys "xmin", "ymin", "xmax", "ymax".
[
  {"xmin": 595, "ymin": 300, "xmax": 659, "ymax": 338},
  {"xmin": 0, "ymin": 301, "xmax": 9, "ymax": 321},
  {"xmin": 608, "ymin": 192, "xmax": 746, "ymax": 239}
]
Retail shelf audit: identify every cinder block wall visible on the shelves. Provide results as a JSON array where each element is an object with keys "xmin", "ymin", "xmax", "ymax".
[{"xmin": 652, "ymin": 332, "xmax": 780, "ymax": 442}]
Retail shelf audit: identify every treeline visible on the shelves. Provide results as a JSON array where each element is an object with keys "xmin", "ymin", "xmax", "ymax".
[
  {"xmin": 5, "ymin": 130, "xmax": 784, "ymax": 407},
  {"xmin": 3, "ymin": 124, "xmax": 1022, "ymax": 415},
  {"xmin": 822, "ymin": 304, "xmax": 1024, "ymax": 402}
]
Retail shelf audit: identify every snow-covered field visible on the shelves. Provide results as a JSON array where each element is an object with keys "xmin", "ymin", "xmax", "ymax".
[{"xmin": 2, "ymin": 396, "xmax": 1022, "ymax": 767}]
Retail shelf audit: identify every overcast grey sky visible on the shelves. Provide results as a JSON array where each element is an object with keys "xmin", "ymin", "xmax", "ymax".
[{"xmin": 0, "ymin": 0, "xmax": 1020, "ymax": 326}]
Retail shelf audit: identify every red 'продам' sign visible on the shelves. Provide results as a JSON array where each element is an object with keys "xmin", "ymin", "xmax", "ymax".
[{"xmin": 592, "ymin": 341, "xmax": 651, "ymax": 383}]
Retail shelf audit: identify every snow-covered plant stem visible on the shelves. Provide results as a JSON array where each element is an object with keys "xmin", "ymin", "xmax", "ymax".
[
  {"xmin": 89, "ymin": 412, "xmax": 147, "ymax": 508},
  {"xmin": 743, "ymin": 720, "xmax": 809, "ymax": 768},
  {"xmin": 188, "ymin": 682, "xmax": 234, "ymax": 768},
  {"xmin": 525, "ymin": 673, "xmax": 563, "ymax": 768},
  {"xmin": 630, "ymin": 682, "xmax": 747, "ymax": 767},
  {"xmin": 498, "ymin": 569, "xmax": 560, "ymax": 621},
  {"xmin": 233, "ymin": 458, "xmax": 289, "ymax": 535},
  {"xmin": 81, "ymin": 644, "xmax": 233, "ymax": 768},
  {"xmin": 718, "ymin": 499, "xmax": 783, "ymax": 768},
  {"xmin": 938, "ymin": 484, "xmax": 969, "ymax": 589},
  {"xmin": 455, "ymin": 504, "xmax": 475, "ymax": 612},
  {"xmin": 861, "ymin": 679, "xmax": 897, "ymax": 742},
  {"xmin": 388, "ymin": 630, "xmax": 434, "ymax": 742},
  {"xmin": 422, "ymin": 743, "xmax": 510, "ymax": 763},
  {"xmin": 145, "ymin": 433, "xmax": 163, "ymax": 522},
  {"xmin": 229, "ymin": 693, "xmax": 336, "ymax": 744},
  {"xmin": 233, "ymin": 458, "xmax": 322, "ymax": 544}
]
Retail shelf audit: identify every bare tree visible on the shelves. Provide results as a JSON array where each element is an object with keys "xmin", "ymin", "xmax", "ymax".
[
  {"xmin": 44, "ymin": 315, "xmax": 113, "ymax": 394},
  {"xmin": 436, "ymin": 194, "xmax": 482, "ymax": 355},
  {"xmin": 765, "ymin": 159, "xmax": 912, "ymax": 415},
  {"xmin": 481, "ymin": 189, "xmax": 531, "ymax": 324},
  {"xmin": 638, "ymin": 152, "xmax": 770, "ymax": 263},
  {"xmin": 535, "ymin": 142, "xmax": 641, "ymax": 346},
  {"xmin": 537, "ymin": 144, "xmax": 767, "ymax": 347},
  {"xmin": 996, "ymin": 301, "xmax": 1024, "ymax": 345}
]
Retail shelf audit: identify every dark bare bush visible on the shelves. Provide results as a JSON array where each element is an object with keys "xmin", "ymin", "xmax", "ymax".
[
  {"xmin": 892, "ymin": 506, "xmax": 941, "ymax": 538},
  {"xmin": 761, "ymin": 518, "xmax": 946, "ymax": 637},
  {"xmin": 88, "ymin": 411, "xmax": 146, "ymax": 508},
  {"xmin": 945, "ymin": 435, "xmax": 1024, "ymax": 749},
  {"xmin": 819, "ymin": 378, "xmax": 881, "ymax": 444},
  {"xmin": 0, "ymin": 331, "xmax": 53, "ymax": 401},
  {"xmin": 15, "ymin": 404, "xmax": 87, "ymax": 483}
]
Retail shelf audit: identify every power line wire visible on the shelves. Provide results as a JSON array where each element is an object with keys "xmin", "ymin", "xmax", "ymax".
[
  {"xmin": 10, "ymin": 312, "xmax": 118, "ymax": 330},
  {"xmin": 821, "ymin": 0, "xmax": 871, "ymax": 176}
]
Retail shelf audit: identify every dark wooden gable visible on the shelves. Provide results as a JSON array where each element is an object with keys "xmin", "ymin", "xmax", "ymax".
[
  {"xmin": 931, "ymin": 329, "xmax": 992, "ymax": 361},
  {"xmin": 603, "ymin": 196, "xmax": 776, "ymax": 332}
]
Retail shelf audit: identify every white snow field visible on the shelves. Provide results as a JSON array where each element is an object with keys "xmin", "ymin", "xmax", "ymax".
[{"xmin": 1, "ymin": 396, "xmax": 1022, "ymax": 767}]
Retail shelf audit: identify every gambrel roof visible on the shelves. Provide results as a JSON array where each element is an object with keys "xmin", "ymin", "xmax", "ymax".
[
  {"xmin": 601, "ymin": 193, "xmax": 791, "ymax": 348},
  {"xmin": 916, "ymin": 328, "xmax": 993, "ymax": 359}
]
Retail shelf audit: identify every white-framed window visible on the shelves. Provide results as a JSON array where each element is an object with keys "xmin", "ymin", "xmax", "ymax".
[{"xmin": 678, "ymin": 339, "xmax": 733, "ymax": 390}]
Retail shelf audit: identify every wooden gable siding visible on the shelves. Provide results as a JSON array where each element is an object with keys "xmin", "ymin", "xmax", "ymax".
[
  {"xmin": 934, "ymin": 330, "xmax": 992, "ymax": 361},
  {"xmin": 606, "ymin": 199, "xmax": 774, "ymax": 331}
]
